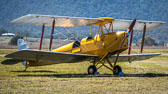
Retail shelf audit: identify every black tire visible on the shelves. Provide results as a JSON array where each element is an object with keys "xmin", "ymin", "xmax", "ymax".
[
  {"xmin": 113, "ymin": 65, "xmax": 122, "ymax": 75},
  {"xmin": 88, "ymin": 65, "xmax": 97, "ymax": 75}
]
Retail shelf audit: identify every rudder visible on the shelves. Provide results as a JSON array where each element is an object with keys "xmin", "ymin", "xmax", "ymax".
[{"xmin": 17, "ymin": 39, "xmax": 30, "ymax": 50}]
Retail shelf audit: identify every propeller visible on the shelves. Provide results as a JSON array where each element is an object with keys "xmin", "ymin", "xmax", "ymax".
[
  {"xmin": 113, "ymin": 19, "xmax": 136, "ymax": 67},
  {"xmin": 120, "ymin": 19, "xmax": 136, "ymax": 51}
]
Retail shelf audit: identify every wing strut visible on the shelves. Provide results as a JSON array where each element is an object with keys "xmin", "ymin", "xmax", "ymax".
[
  {"xmin": 49, "ymin": 19, "xmax": 55, "ymax": 50},
  {"xmin": 89, "ymin": 25, "xmax": 94, "ymax": 38},
  {"xmin": 39, "ymin": 24, "xmax": 45, "ymax": 50},
  {"xmin": 128, "ymin": 29, "xmax": 134, "ymax": 55},
  {"xmin": 127, "ymin": 19, "xmax": 136, "ymax": 55},
  {"xmin": 140, "ymin": 24, "xmax": 146, "ymax": 53}
]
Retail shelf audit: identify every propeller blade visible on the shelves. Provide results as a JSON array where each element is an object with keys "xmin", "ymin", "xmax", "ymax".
[{"xmin": 127, "ymin": 19, "xmax": 136, "ymax": 33}]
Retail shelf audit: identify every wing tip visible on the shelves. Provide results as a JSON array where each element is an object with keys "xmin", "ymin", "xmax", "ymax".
[{"xmin": 1, "ymin": 59, "xmax": 21, "ymax": 65}]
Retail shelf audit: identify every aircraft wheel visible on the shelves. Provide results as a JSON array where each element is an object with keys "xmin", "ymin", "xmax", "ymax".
[
  {"xmin": 113, "ymin": 65, "xmax": 122, "ymax": 75},
  {"xmin": 88, "ymin": 65, "xmax": 97, "ymax": 75}
]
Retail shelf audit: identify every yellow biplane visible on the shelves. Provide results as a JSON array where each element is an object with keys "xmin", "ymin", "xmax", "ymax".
[{"xmin": 1, "ymin": 14, "xmax": 166, "ymax": 75}]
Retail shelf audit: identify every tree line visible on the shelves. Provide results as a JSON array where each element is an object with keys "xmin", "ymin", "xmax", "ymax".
[{"xmin": 0, "ymin": 28, "xmax": 160, "ymax": 46}]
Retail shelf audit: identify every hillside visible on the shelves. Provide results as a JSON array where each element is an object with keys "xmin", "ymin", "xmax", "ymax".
[{"xmin": 0, "ymin": 0, "xmax": 168, "ymax": 44}]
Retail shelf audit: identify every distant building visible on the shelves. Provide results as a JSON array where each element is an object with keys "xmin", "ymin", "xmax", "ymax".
[
  {"xmin": 1, "ymin": 33, "xmax": 15, "ymax": 37},
  {"xmin": 132, "ymin": 43, "xmax": 137, "ymax": 46}
]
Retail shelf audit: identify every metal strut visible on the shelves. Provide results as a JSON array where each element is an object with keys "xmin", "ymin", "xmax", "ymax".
[
  {"xmin": 128, "ymin": 29, "xmax": 133, "ymax": 55},
  {"xmin": 89, "ymin": 25, "xmax": 94, "ymax": 38},
  {"xmin": 49, "ymin": 19, "xmax": 55, "ymax": 51},
  {"xmin": 39, "ymin": 24, "xmax": 45, "ymax": 50},
  {"xmin": 24, "ymin": 61, "xmax": 28, "ymax": 72},
  {"xmin": 96, "ymin": 58, "xmax": 115, "ymax": 71},
  {"xmin": 140, "ymin": 24, "xmax": 146, "ymax": 53},
  {"xmin": 96, "ymin": 60, "xmax": 113, "ymax": 71},
  {"xmin": 94, "ymin": 52, "xmax": 114, "ymax": 71},
  {"xmin": 24, "ymin": 67, "xmax": 28, "ymax": 72}
]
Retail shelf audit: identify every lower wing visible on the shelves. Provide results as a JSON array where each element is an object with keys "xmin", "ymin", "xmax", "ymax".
[
  {"xmin": 1, "ymin": 59, "xmax": 23, "ymax": 65},
  {"xmin": 2, "ymin": 49, "xmax": 98, "ymax": 65},
  {"xmin": 109, "ymin": 53, "xmax": 160, "ymax": 63},
  {"xmin": 1, "ymin": 49, "xmax": 160, "ymax": 65}
]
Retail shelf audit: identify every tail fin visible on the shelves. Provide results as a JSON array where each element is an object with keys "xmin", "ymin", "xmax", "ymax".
[{"xmin": 17, "ymin": 39, "xmax": 30, "ymax": 50}]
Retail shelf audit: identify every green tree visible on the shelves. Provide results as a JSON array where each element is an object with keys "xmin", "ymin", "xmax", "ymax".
[
  {"xmin": 9, "ymin": 35, "xmax": 21, "ymax": 45},
  {"xmin": 139, "ymin": 36, "xmax": 157, "ymax": 46},
  {"xmin": 16, "ymin": 31, "xmax": 30, "ymax": 40},
  {"xmin": 0, "ymin": 28, "xmax": 8, "ymax": 35}
]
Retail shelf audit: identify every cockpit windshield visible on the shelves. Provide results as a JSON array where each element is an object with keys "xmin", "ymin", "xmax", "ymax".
[{"xmin": 72, "ymin": 41, "xmax": 80, "ymax": 48}]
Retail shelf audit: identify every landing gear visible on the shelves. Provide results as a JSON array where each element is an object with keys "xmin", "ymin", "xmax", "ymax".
[
  {"xmin": 23, "ymin": 61, "xmax": 28, "ymax": 72},
  {"xmin": 88, "ymin": 65, "xmax": 97, "ymax": 75},
  {"xmin": 88, "ymin": 58, "xmax": 123, "ymax": 75},
  {"xmin": 24, "ymin": 66, "xmax": 28, "ymax": 72},
  {"xmin": 113, "ymin": 65, "xmax": 122, "ymax": 75}
]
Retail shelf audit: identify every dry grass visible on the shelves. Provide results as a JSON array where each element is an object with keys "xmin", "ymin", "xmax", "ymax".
[{"xmin": 0, "ymin": 49, "xmax": 168, "ymax": 94}]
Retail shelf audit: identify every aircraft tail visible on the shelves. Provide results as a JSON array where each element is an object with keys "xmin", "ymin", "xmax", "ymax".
[
  {"xmin": 1, "ymin": 39, "xmax": 30, "ymax": 66},
  {"xmin": 17, "ymin": 39, "xmax": 30, "ymax": 50},
  {"xmin": 17, "ymin": 39, "xmax": 30, "ymax": 66}
]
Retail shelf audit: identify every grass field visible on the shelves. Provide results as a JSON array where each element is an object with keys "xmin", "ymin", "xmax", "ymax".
[{"xmin": 0, "ymin": 49, "xmax": 168, "ymax": 94}]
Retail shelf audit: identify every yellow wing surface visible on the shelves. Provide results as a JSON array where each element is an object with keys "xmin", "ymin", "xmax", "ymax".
[{"xmin": 11, "ymin": 14, "xmax": 165, "ymax": 30}]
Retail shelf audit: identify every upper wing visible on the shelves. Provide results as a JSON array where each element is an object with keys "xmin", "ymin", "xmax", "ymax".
[
  {"xmin": 109, "ymin": 53, "xmax": 160, "ymax": 63},
  {"xmin": 11, "ymin": 14, "xmax": 103, "ymax": 27},
  {"xmin": 106, "ymin": 19, "xmax": 166, "ymax": 30},
  {"xmin": 11, "ymin": 14, "xmax": 165, "ymax": 29},
  {"xmin": 2, "ymin": 49, "xmax": 98, "ymax": 64}
]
